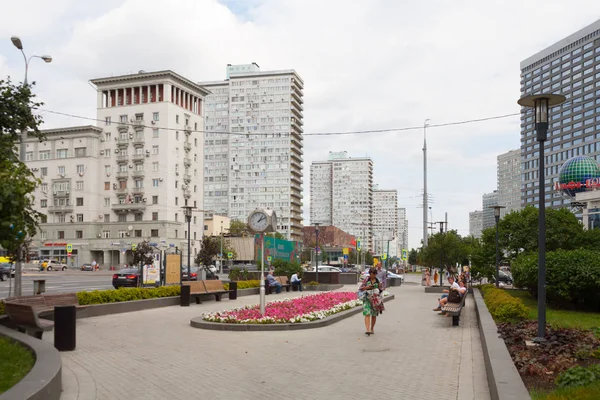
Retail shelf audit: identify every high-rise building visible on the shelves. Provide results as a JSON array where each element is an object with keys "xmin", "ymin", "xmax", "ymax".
[
  {"xmin": 469, "ymin": 210, "xmax": 484, "ymax": 239},
  {"xmin": 373, "ymin": 187, "xmax": 398, "ymax": 256},
  {"xmin": 310, "ymin": 151, "xmax": 373, "ymax": 250},
  {"xmin": 24, "ymin": 70, "xmax": 208, "ymax": 265},
  {"xmin": 482, "ymin": 191, "xmax": 499, "ymax": 231},
  {"xmin": 520, "ymin": 19, "xmax": 600, "ymax": 210},
  {"xmin": 497, "ymin": 149, "xmax": 522, "ymax": 218},
  {"xmin": 198, "ymin": 63, "xmax": 304, "ymax": 241},
  {"xmin": 397, "ymin": 207, "xmax": 408, "ymax": 255}
]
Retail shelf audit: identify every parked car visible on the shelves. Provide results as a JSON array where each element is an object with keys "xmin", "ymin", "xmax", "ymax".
[
  {"xmin": 361, "ymin": 269, "xmax": 405, "ymax": 282},
  {"xmin": 181, "ymin": 266, "xmax": 199, "ymax": 281},
  {"xmin": 492, "ymin": 270, "xmax": 513, "ymax": 285},
  {"xmin": 0, "ymin": 263, "xmax": 15, "ymax": 281},
  {"xmin": 81, "ymin": 263, "xmax": 93, "ymax": 271},
  {"xmin": 112, "ymin": 268, "xmax": 140, "ymax": 288},
  {"xmin": 40, "ymin": 260, "xmax": 68, "ymax": 271},
  {"xmin": 317, "ymin": 266, "xmax": 342, "ymax": 272}
]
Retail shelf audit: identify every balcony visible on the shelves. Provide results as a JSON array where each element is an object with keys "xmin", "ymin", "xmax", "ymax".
[
  {"xmin": 131, "ymin": 186, "xmax": 145, "ymax": 195},
  {"xmin": 132, "ymin": 154, "xmax": 145, "ymax": 162},
  {"xmin": 111, "ymin": 202, "xmax": 147, "ymax": 213},
  {"xmin": 184, "ymin": 125, "xmax": 192, "ymax": 133},
  {"xmin": 291, "ymin": 97, "xmax": 303, "ymax": 111},
  {"xmin": 131, "ymin": 119, "xmax": 144, "ymax": 129},
  {"xmin": 184, "ymin": 142, "xmax": 192, "ymax": 152},
  {"xmin": 116, "ymin": 154, "xmax": 129, "ymax": 163},
  {"xmin": 291, "ymin": 89, "xmax": 303, "ymax": 104},
  {"xmin": 183, "ymin": 190, "xmax": 191, "ymax": 198},
  {"xmin": 184, "ymin": 157, "xmax": 191, "ymax": 167},
  {"xmin": 291, "ymin": 105, "xmax": 303, "ymax": 119},
  {"xmin": 117, "ymin": 122, "xmax": 129, "ymax": 132},
  {"xmin": 116, "ymin": 188, "xmax": 128, "ymax": 196},
  {"xmin": 183, "ymin": 174, "xmax": 191, "ymax": 183},
  {"xmin": 132, "ymin": 170, "xmax": 145, "ymax": 179},
  {"xmin": 116, "ymin": 171, "xmax": 129, "ymax": 179},
  {"xmin": 47, "ymin": 205, "xmax": 74, "ymax": 214},
  {"xmin": 117, "ymin": 137, "xmax": 129, "ymax": 146},
  {"xmin": 132, "ymin": 136, "xmax": 145, "ymax": 146},
  {"xmin": 52, "ymin": 190, "xmax": 71, "ymax": 198}
]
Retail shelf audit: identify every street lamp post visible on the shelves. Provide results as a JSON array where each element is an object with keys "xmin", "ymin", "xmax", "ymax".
[
  {"xmin": 436, "ymin": 221, "xmax": 446, "ymax": 286},
  {"xmin": 10, "ymin": 36, "xmax": 52, "ymax": 298},
  {"xmin": 315, "ymin": 223, "xmax": 320, "ymax": 283},
  {"xmin": 181, "ymin": 206, "xmax": 196, "ymax": 282},
  {"xmin": 220, "ymin": 220, "xmax": 223, "ymax": 274},
  {"xmin": 518, "ymin": 93, "xmax": 566, "ymax": 342},
  {"xmin": 489, "ymin": 205, "xmax": 506, "ymax": 288}
]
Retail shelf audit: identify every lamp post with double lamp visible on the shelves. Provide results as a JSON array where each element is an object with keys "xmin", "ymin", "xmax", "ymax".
[
  {"xmin": 314, "ymin": 223, "xmax": 320, "ymax": 283},
  {"xmin": 518, "ymin": 93, "xmax": 566, "ymax": 342},
  {"xmin": 181, "ymin": 206, "xmax": 196, "ymax": 282},
  {"xmin": 489, "ymin": 205, "xmax": 506, "ymax": 288},
  {"xmin": 10, "ymin": 36, "xmax": 52, "ymax": 297}
]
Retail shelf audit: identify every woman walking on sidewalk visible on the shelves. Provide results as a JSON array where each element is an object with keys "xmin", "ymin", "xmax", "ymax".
[{"xmin": 360, "ymin": 267, "xmax": 385, "ymax": 335}]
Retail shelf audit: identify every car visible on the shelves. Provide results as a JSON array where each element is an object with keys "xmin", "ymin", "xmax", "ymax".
[
  {"xmin": 361, "ymin": 269, "xmax": 405, "ymax": 282},
  {"xmin": 181, "ymin": 266, "xmax": 199, "ymax": 281},
  {"xmin": 492, "ymin": 270, "xmax": 513, "ymax": 285},
  {"xmin": 0, "ymin": 263, "xmax": 15, "ymax": 281},
  {"xmin": 40, "ymin": 260, "xmax": 68, "ymax": 271},
  {"xmin": 112, "ymin": 268, "xmax": 140, "ymax": 288},
  {"xmin": 316, "ymin": 266, "xmax": 342, "ymax": 272},
  {"xmin": 81, "ymin": 263, "xmax": 94, "ymax": 271}
]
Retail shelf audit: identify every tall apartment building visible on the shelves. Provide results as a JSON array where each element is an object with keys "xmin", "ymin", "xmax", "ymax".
[
  {"xmin": 310, "ymin": 151, "xmax": 373, "ymax": 250},
  {"xmin": 482, "ymin": 191, "xmax": 499, "ymax": 231},
  {"xmin": 198, "ymin": 63, "xmax": 304, "ymax": 241},
  {"xmin": 497, "ymin": 149, "xmax": 522, "ymax": 218},
  {"xmin": 520, "ymin": 19, "xmax": 600, "ymax": 210},
  {"xmin": 397, "ymin": 207, "xmax": 408, "ymax": 256},
  {"xmin": 469, "ymin": 210, "xmax": 484, "ymax": 239},
  {"xmin": 24, "ymin": 70, "xmax": 208, "ymax": 266},
  {"xmin": 372, "ymin": 186, "xmax": 398, "ymax": 256}
]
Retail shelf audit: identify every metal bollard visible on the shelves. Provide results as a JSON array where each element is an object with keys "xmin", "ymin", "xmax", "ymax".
[
  {"xmin": 54, "ymin": 305, "xmax": 76, "ymax": 351},
  {"xmin": 229, "ymin": 281, "xmax": 238, "ymax": 300},
  {"xmin": 33, "ymin": 279, "xmax": 46, "ymax": 295},
  {"xmin": 180, "ymin": 284, "xmax": 191, "ymax": 306}
]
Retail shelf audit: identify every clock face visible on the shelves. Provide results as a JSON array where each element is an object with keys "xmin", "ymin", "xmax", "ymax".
[{"xmin": 249, "ymin": 211, "xmax": 269, "ymax": 232}]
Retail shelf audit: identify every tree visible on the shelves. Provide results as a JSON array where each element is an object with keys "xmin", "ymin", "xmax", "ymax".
[
  {"xmin": 321, "ymin": 250, "xmax": 329, "ymax": 264},
  {"xmin": 132, "ymin": 241, "xmax": 155, "ymax": 266},
  {"xmin": 270, "ymin": 232, "xmax": 286, "ymax": 240},
  {"xmin": 408, "ymin": 249, "xmax": 418, "ymax": 265},
  {"xmin": 228, "ymin": 219, "xmax": 250, "ymax": 236},
  {"xmin": 0, "ymin": 79, "xmax": 45, "ymax": 261},
  {"xmin": 420, "ymin": 230, "xmax": 470, "ymax": 277},
  {"xmin": 195, "ymin": 236, "xmax": 220, "ymax": 267},
  {"xmin": 300, "ymin": 248, "xmax": 312, "ymax": 263}
]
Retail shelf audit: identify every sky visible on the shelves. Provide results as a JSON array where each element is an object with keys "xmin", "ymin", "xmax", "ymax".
[{"xmin": 1, "ymin": 0, "xmax": 599, "ymax": 249}]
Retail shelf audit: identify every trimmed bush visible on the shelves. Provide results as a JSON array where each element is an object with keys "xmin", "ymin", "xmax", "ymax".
[
  {"xmin": 228, "ymin": 267, "xmax": 250, "ymax": 281},
  {"xmin": 0, "ymin": 300, "xmax": 4, "ymax": 316},
  {"xmin": 77, "ymin": 286, "xmax": 181, "ymax": 305},
  {"xmin": 223, "ymin": 280, "xmax": 260, "ymax": 290},
  {"xmin": 272, "ymin": 259, "xmax": 303, "ymax": 280},
  {"xmin": 480, "ymin": 286, "xmax": 528, "ymax": 323},
  {"xmin": 513, "ymin": 249, "xmax": 600, "ymax": 310}
]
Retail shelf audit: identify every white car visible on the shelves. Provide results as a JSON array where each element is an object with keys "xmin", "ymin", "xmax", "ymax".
[
  {"xmin": 316, "ymin": 266, "xmax": 341, "ymax": 272},
  {"xmin": 361, "ymin": 269, "xmax": 404, "ymax": 282}
]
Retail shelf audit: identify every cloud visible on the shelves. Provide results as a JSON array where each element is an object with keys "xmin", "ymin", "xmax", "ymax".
[{"xmin": 1, "ymin": 0, "xmax": 600, "ymax": 249}]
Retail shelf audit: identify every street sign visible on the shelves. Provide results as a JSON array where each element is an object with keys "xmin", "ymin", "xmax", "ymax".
[
  {"xmin": 67, "ymin": 252, "xmax": 72, "ymax": 258},
  {"xmin": 267, "ymin": 256, "xmax": 272, "ymax": 262},
  {"xmin": 343, "ymin": 254, "xmax": 348, "ymax": 260},
  {"xmin": 373, "ymin": 257, "xmax": 379, "ymax": 267},
  {"xmin": 382, "ymin": 253, "xmax": 387, "ymax": 260},
  {"xmin": 315, "ymin": 247, "xmax": 320, "ymax": 254},
  {"xmin": 401, "ymin": 249, "xmax": 408, "ymax": 260},
  {"xmin": 66, "ymin": 243, "xmax": 72, "ymax": 252},
  {"xmin": 227, "ymin": 252, "xmax": 233, "ymax": 259},
  {"xmin": 357, "ymin": 240, "xmax": 361, "ymax": 252},
  {"xmin": 218, "ymin": 253, "xmax": 223, "ymax": 258},
  {"xmin": 131, "ymin": 243, "xmax": 137, "ymax": 252},
  {"xmin": 342, "ymin": 248, "xmax": 349, "ymax": 255}
]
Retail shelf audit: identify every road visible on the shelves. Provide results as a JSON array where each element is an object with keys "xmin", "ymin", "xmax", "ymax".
[{"xmin": 0, "ymin": 271, "xmax": 114, "ymax": 299}]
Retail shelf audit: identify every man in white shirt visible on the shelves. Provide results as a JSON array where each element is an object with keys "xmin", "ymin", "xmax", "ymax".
[
  {"xmin": 291, "ymin": 272, "xmax": 302, "ymax": 292},
  {"xmin": 433, "ymin": 275, "xmax": 460, "ymax": 311}
]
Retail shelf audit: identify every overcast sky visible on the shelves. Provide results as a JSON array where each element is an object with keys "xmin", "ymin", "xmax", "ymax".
[{"xmin": 1, "ymin": 1, "xmax": 599, "ymax": 249}]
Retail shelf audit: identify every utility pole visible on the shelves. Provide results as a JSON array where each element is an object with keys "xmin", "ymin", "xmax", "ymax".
[
  {"xmin": 436, "ymin": 221, "xmax": 446, "ymax": 286},
  {"xmin": 423, "ymin": 119, "xmax": 430, "ymax": 248}
]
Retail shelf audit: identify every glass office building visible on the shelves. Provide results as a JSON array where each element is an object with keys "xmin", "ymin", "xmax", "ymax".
[{"xmin": 520, "ymin": 19, "xmax": 600, "ymax": 209}]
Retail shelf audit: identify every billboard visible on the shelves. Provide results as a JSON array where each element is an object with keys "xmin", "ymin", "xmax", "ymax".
[{"xmin": 254, "ymin": 235, "xmax": 302, "ymax": 264}]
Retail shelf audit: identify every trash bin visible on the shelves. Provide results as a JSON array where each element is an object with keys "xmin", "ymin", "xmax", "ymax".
[
  {"xmin": 54, "ymin": 305, "xmax": 76, "ymax": 351},
  {"xmin": 180, "ymin": 284, "xmax": 191, "ymax": 307},
  {"xmin": 229, "ymin": 281, "xmax": 238, "ymax": 300},
  {"xmin": 33, "ymin": 279, "xmax": 46, "ymax": 295}
]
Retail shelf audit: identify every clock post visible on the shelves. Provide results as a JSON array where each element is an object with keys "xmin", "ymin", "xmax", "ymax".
[{"xmin": 248, "ymin": 209, "xmax": 277, "ymax": 316}]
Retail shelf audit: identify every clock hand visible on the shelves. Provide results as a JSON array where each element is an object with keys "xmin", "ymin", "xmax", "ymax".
[{"xmin": 258, "ymin": 216, "xmax": 266, "ymax": 222}]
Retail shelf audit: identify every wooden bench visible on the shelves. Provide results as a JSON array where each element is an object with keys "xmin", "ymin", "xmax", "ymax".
[
  {"xmin": 4, "ymin": 302, "xmax": 54, "ymax": 339},
  {"xmin": 5, "ymin": 293, "xmax": 84, "ymax": 315},
  {"xmin": 182, "ymin": 280, "xmax": 230, "ymax": 304},
  {"xmin": 276, "ymin": 276, "xmax": 292, "ymax": 292},
  {"xmin": 441, "ymin": 292, "xmax": 468, "ymax": 326}
]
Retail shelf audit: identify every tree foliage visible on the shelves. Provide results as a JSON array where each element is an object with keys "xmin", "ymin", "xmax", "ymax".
[
  {"xmin": 195, "ymin": 235, "xmax": 220, "ymax": 267},
  {"xmin": 0, "ymin": 79, "xmax": 45, "ymax": 261},
  {"xmin": 228, "ymin": 219, "xmax": 250, "ymax": 236},
  {"xmin": 420, "ymin": 230, "xmax": 469, "ymax": 275},
  {"xmin": 408, "ymin": 248, "xmax": 418, "ymax": 265},
  {"xmin": 132, "ymin": 241, "xmax": 155, "ymax": 266}
]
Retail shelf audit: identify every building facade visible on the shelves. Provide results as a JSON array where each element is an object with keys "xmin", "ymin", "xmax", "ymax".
[
  {"xmin": 469, "ymin": 210, "xmax": 484, "ymax": 239},
  {"xmin": 520, "ymin": 19, "xmax": 600, "ymax": 210},
  {"xmin": 372, "ymin": 187, "xmax": 398, "ymax": 256},
  {"xmin": 482, "ymin": 191, "xmax": 499, "ymax": 231},
  {"xmin": 309, "ymin": 151, "xmax": 373, "ymax": 250},
  {"xmin": 199, "ymin": 63, "xmax": 304, "ymax": 241},
  {"xmin": 397, "ymin": 207, "xmax": 408, "ymax": 256},
  {"xmin": 24, "ymin": 70, "xmax": 208, "ymax": 267},
  {"xmin": 203, "ymin": 215, "xmax": 231, "ymax": 237},
  {"xmin": 497, "ymin": 149, "xmax": 522, "ymax": 218}
]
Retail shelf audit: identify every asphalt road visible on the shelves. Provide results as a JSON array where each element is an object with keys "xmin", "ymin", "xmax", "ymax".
[{"xmin": 0, "ymin": 271, "xmax": 115, "ymax": 299}]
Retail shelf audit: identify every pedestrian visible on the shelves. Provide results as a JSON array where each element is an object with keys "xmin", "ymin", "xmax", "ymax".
[
  {"xmin": 360, "ymin": 267, "xmax": 385, "ymax": 335},
  {"xmin": 434, "ymin": 269, "xmax": 439, "ymax": 285},
  {"xmin": 291, "ymin": 271, "xmax": 302, "ymax": 292},
  {"xmin": 92, "ymin": 260, "xmax": 97, "ymax": 271},
  {"xmin": 375, "ymin": 262, "xmax": 387, "ymax": 292}
]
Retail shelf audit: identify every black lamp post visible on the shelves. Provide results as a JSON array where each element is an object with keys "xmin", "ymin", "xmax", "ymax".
[
  {"xmin": 315, "ymin": 223, "xmax": 320, "ymax": 283},
  {"xmin": 489, "ymin": 205, "xmax": 506, "ymax": 288},
  {"xmin": 181, "ymin": 206, "xmax": 196, "ymax": 281},
  {"xmin": 517, "ymin": 93, "xmax": 566, "ymax": 342}
]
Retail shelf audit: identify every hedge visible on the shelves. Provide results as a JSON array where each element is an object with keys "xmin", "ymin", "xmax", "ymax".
[
  {"xmin": 479, "ymin": 285, "xmax": 528, "ymax": 323},
  {"xmin": 513, "ymin": 249, "xmax": 600, "ymax": 310},
  {"xmin": 77, "ymin": 286, "xmax": 181, "ymax": 305},
  {"xmin": 223, "ymin": 280, "xmax": 260, "ymax": 290}
]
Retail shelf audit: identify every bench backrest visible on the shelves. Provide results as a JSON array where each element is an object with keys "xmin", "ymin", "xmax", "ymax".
[
  {"xmin": 182, "ymin": 281, "xmax": 206, "ymax": 293},
  {"xmin": 276, "ymin": 276, "xmax": 289, "ymax": 285},
  {"xmin": 5, "ymin": 303, "xmax": 39, "ymax": 327},
  {"xmin": 43, "ymin": 292, "xmax": 80, "ymax": 307},
  {"xmin": 204, "ymin": 280, "xmax": 225, "ymax": 292},
  {"xmin": 6, "ymin": 295, "xmax": 47, "ymax": 312}
]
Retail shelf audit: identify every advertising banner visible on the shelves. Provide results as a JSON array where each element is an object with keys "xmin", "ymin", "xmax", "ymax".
[
  {"xmin": 255, "ymin": 235, "xmax": 302, "ymax": 264},
  {"xmin": 165, "ymin": 254, "xmax": 181, "ymax": 285},
  {"xmin": 143, "ymin": 264, "xmax": 159, "ymax": 285}
]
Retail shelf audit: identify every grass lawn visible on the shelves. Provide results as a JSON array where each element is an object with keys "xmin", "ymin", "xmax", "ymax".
[
  {"xmin": 0, "ymin": 336, "xmax": 35, "ymax": 394},
  {"xmin": 531, "ymin": 381, "xmax": 600, "ymax": 400},
  {"xmin": 506, "ymin": 290, "xmax": 600, "ymax": 330}
]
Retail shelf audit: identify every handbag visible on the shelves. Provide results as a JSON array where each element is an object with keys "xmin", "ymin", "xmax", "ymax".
[{"xmin": 447, "ymin": 289, "xmax": 461, "ymax": 303}]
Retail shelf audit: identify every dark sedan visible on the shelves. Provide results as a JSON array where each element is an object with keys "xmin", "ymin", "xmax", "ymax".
[
  {"xmin": 0, "ymin": 263, "xmax": 15, "ymax": 281},
  {"xmin": 181, "ymin": 266, "xmax": 199, "ymax": 281},
  {"xmin": 112, "ymin": 268, "xmax": 140, "ymax": 288}
]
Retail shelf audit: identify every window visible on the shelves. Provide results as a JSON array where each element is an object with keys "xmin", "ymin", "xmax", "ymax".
[
  {"xmin": 152, "ymin": 145, "xmax": 159, "ymax": 154},
  {"xmin": 41, "ymin": 199, "xmax": 47, "ymax": 208},
  {"xmin": 41, "ymin": 183, "xmax": 48, "ymax": 192},
  {"xmin": 152, "ymin": 162, "xmax": 159, "ymax": 171},
  {"xmin": 152, "ymin": 212, "xmax": 158, "ymax": 220},
  {"xmin": 76, "ymin": 165, "xmax": 84, "ymax": 174},
  {"xmin": 118, "ymin": 230, "xmax": 127, "ymax": 238},
  {"xmin": 151, "ymin": 229, "xmax": 159, "ymax": 237},
  {"xmin": 153, "ymin": 179, "xmax": 159, "ymax": 187},
  {"xmin": 58, "ymin": 231, "xmax": 65, "ymax": 239},
  {"xmin": 153, "ymin": 112, "xmax": 159, "ymax": 121},
  {"xmin": 58, "ymin": 166, "xmax": 65, "ymax": 175},
  {"xmin": 118, "ymin": 215, "xmax": 126, "ymax": 222},
  {"xmin": 194, "ymin": 138, "xmax": 198, "ymax": 147},
  {"xmin": 176, "ymin": 115, "xmax": 180, "ymax": 124},
  {"xmin": 176, "ymin": 131, "xmax": 179, "ymax": 140},
  {"xmin": 152, "ymin": 196, "xmax": 158, "ymax": 204},
  {"xmin": 153, "ymin": 128, "xmax": 159, "ymax": 138},
  {"xmin": 175, "ymin": 230, "xmax": 178, "ymax": 238},
  {"xmin": 135, "ymin": 230, "xmax": 142, "ymax": 238},
  {"xmin": 135, "ymin": 113, "xmax": 143, "ymax": 121},
  {"xmin": 105, "ymin": 116, "xmax": 111, "ymax": 125},
  {"xmin": 74, "ymin": 148, "xmax": 86, "ymax": 157},
  {"xmin": 76, "ymin": 181, "xmax": 83, "ymax": 190},
  {"xmin": 58, "ymin": 215, "xmax": 66, "ymax": 223},
  {"xmin": 76, "ymin": 230, "xmax": 83, "ymax": 239},
  {"xmin": 175, "ymin": 213, "xmax": 178, "ymax": 222},
  {"xmin": 104, "ymin": 149, "xmax": 111, "ymax": 158},
  {"xmin": 134, "ymin": 214, "xmax": 142, "ymax": 222},
  {"xmin": 57, "ymin": 149, "xmax": 68, "ymax": 158},
  {"xmin": 120, "ymin": 115, "xmax": 127, "ymax": 123},
  {"xmin": 25, "ymin": 151, "xmax": 33, "ymax": 161},
  {"xmin": 175, "ymin": 197, "xmax": 178, "ymax": 206},
  {"xmin": 105, "ymin": 165, "xmax": 111, "ymax": 175},
  {"xmin": 102, "ymin": 230, "xmax": 110, "ymax": 239},
  {"xmin": 175, "ymin": 180, "xmax": 178, "ymax": 189},
  {"xmin": 39, "ymin": 150, "xmax": 50, "ymax": 160},
  {"xmin": 104, "ymin": 214, "xmax": 110, "ymax": 222},
  {"xmin": 105, "ymin": 182, "xmax": 110, "ymax": 190},
  {"xmin": 76, "ymin": 198, "xmax": 84, "ymax": 206},
  {"xmin": 104, "ymin": 198, "xmax": 110, "ymax": 207},
  {"xmin": 41, "ymin": 167, "xmax": 47, "ymax": 176}
]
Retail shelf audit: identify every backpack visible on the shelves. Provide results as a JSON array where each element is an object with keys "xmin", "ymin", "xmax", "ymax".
[{"xmin": 447, "ymin": 290, "xmax": 462, "ymax": 303}]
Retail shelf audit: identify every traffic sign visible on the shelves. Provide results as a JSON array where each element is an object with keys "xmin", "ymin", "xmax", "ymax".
[
  {"xmin": 132, "ymin": 243, "xmax": 137, "ymax": 252},
  {"xmin": 343, "ymin": 254, "xmax": 348, "ymax": 260},
  {"xmin": 66, "ymin": 243, "xmax": 72, "ymax": 252},
  {"xmin": 357, "ymin": 240, "xmax": 361, "ymax": 252},
  {"xmin": 227, "ymin": 252, "xmax": 233, "ymax": 259},
  {"xmin": 267, "ymin": 256, "xmax": 272, "ymax": 262},
  {"xmin": 67, "ymin": 253, "xmax": 72, "ymax": 258},
  {"xmin": 382, "ymin": 253, "xmax": 387, "ymax": 260},
  {"xmin": 401, "ymin": 249, "xmax": 408, "ymax": 260},
  {"xmin": 342, "ymin": 247, "xmax": 349, "ymax": 255}
]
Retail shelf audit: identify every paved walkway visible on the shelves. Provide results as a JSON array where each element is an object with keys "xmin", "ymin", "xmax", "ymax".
[{"xmin": 47, "ymin": 279, "xmax": 489, "ymax": 400}]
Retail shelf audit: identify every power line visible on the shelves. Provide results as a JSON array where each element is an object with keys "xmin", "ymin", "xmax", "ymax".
[{"xmin": 39, "ymin": 108, "xmax": 521, "ymax": 137}]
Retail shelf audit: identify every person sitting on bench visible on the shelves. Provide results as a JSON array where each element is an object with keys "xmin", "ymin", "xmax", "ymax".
[
  {"xmin": 266, "ymin": 272, "xmax": 282, "ymax": 294},
  {"xmin": 433, "ymin": 275, "xmax": 459, "ymax": 312},
  {"xmin": 435, "ymin": 280, "xmax": 467, "ymax": 312},
  {"xmin": 291, "ymin": 272, "xmax": 302, "ymax": 292}
]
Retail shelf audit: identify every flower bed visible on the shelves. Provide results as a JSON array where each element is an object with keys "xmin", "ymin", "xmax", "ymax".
[{"xmin": 202, "ymin": 291, "xmax": 361, "ymax": 324}]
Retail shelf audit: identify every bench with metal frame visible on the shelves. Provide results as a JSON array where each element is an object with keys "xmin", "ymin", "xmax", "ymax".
[
  {"xmin": 182, "ymin": 280, "xmax": 231, "ymax": 303},
  {"xmin": 4, "ymin": 302, "xmax": 54, "ymax": 339},
  {"xmin": 5, "ymin": 293, "xmax": 84, "ymax": 315},
  {"xmin": 441, "ymin": 292, "xmax": 468, "ymax": 326}
]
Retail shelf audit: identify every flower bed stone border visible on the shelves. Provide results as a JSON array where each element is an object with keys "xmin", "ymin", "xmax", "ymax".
[{"xmin": 190, "ymin": 294, "xmax": 395, "ymax": 331}]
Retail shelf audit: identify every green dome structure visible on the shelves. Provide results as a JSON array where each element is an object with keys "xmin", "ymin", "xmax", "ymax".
[{"xmin": 557, "ymin": 156, "xmax": 600, "ymax": 197}]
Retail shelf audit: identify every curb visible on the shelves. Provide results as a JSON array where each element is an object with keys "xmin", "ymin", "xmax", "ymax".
[
  {"xmin": 473, "ymin": 290, "xmax": 531, "ymax": 400},
  {"xmin": 0, "ymin": 325, "xmax": 62, "ymax": 400},
  {"xmin": 190, "ymin": 294, "xmax": 395, "ymax": 331}
]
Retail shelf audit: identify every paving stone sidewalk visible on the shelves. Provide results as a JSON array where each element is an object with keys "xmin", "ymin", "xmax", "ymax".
[{"xmin": 47, "ymin": 282, "xmax": 489, "ymax": 400}]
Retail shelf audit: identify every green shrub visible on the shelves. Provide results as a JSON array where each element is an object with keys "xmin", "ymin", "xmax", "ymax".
[
  {"xmin": 0, "ymin": 300, "xmax": 4, "ymax": 316},
  {"xmin": 228, "ymin": 267, "xmax": 251, "ymax": 281},
  {"xmin": 272, "ymin": 259, "xmax": 303, "ymax": 280},
  {"xmin": 76, "ymin": 286, "xmax": 181, "ymax": 305},
  {"xmin": 513, "ymin": 249, "xmax": 600, "ymax": 310},
  {"xmin": 223, "ymin": 280, "xmax": 260, "ymax": 290},
  {"xmin": 306, "ymin": 281, "xmax": 320, "ymax": 286},
  {"xmin": 480, "ymin": 286, "xmax": 529, "ymax": 323},
  {"xmin": 556, "ymin": 365, "xmax": 600, "ymax": 389}
]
